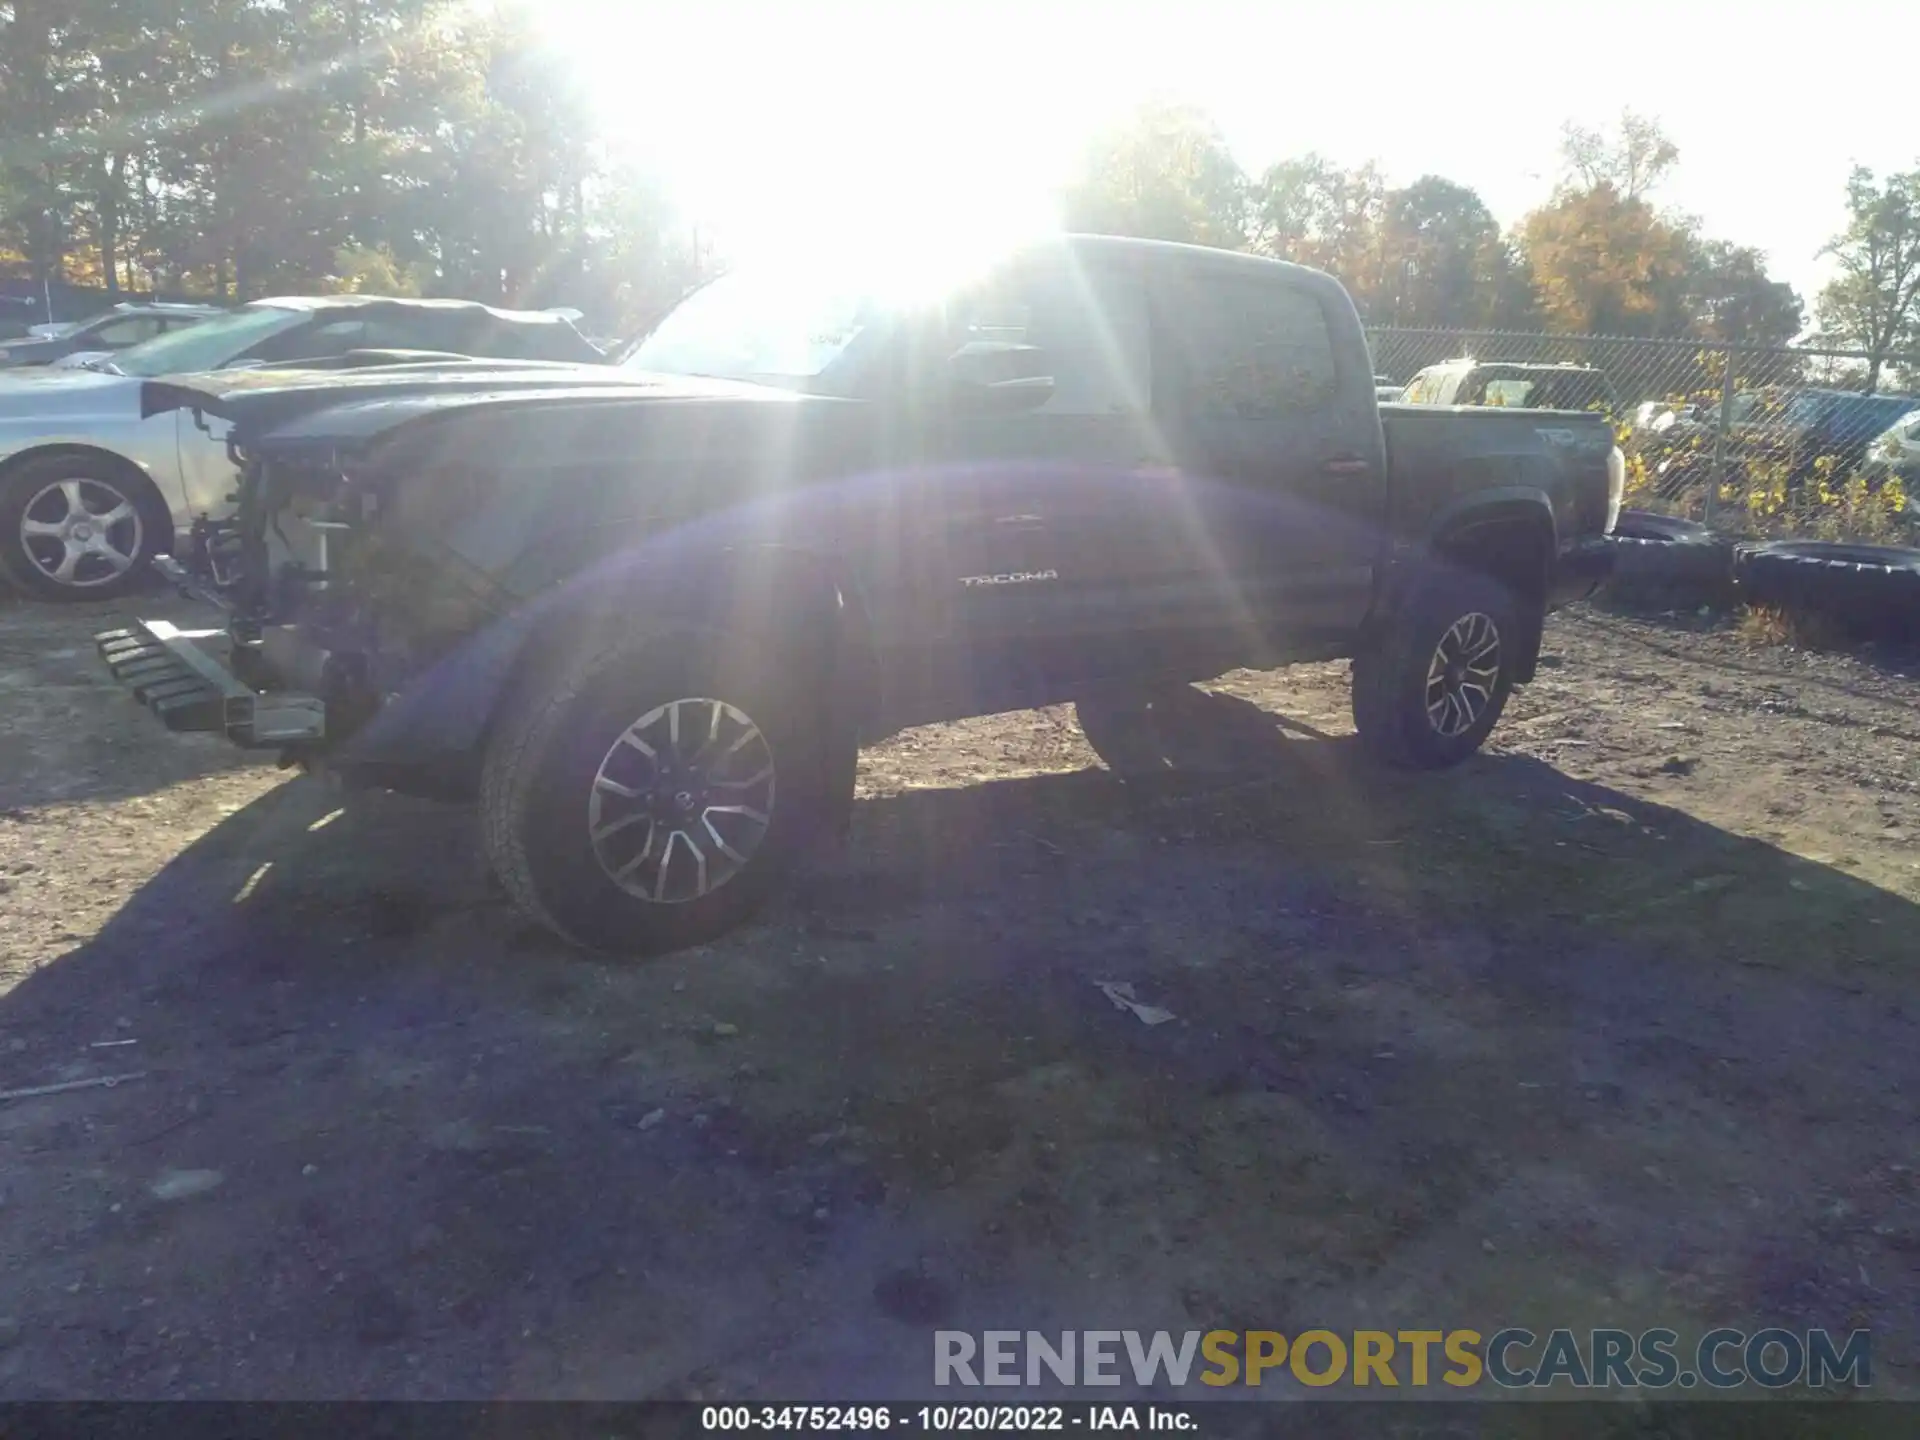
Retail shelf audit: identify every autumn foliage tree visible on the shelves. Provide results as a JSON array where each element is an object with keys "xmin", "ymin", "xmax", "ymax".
[
  {"xmin": 1060, "ymin": 101, "xmax": 1247, "ymax": 250},
  {"xmin": 1249, "ymin": 154, "xmax": 1384, "ymax": 285},
  {"xmin": 1816, "ymin": 166, "xmax": 1920, "ymax": 390},
  {"xmin": 1520, "ymin": 182, "xmax": 1693, "ymax": 335},
  {"xmin": 1060, "ymin": 104, "xmax": 1804, "ymax": 356},
  {"xmin": 1375, "ymin": 176, "xmax": 1536, "ymax": 330},
  {"xmin": 1516, "ymin": 112, "xmax": 1807, "ymax": 350},
  {"xmin": 0, "ymin": 0, "xmax": 698, "ymax": 332}
]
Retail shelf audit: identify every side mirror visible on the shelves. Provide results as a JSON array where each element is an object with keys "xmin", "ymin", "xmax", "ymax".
[{"xmin": 948, "ymin": 340, "xmax": 1054, "ymax": 412}]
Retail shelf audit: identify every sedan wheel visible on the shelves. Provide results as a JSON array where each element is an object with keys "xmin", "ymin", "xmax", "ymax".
[
  {"xmin": 1, "ymin": 457, "xmax": 162, "ymax": 601},
  {"xmin": 19, "ymin": 476, "xmax": 145, "ymax": 590}
]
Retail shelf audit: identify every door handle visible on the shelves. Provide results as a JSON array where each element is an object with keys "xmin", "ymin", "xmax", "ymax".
[{"xmin": 1321, "ymin": 456, "xmax": 1371, "ymax": 475}]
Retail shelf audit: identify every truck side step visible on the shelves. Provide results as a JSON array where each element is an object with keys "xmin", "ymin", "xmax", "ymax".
[
  {"xmin": 94, "ymin": 626, "xmax": 225, "ymax": 732},
  {"xmin": 93, "ymin": 621, "xmax": 326, "ymax": 744}
]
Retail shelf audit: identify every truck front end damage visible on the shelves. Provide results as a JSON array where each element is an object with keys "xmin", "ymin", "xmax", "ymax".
[
  {"xmin": 95, "ymin": 474, "xmax": 488, "ymax": 761},
  {"xmin": 97, "ymin": 614, "xmax": 328, "ymax": 745},
  {"xmin": 94, "ymin": 371, "xmax": 647, "ymax": 782}
]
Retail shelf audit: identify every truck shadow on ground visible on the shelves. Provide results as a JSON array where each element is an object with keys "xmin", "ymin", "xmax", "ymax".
[
  {"xmin": 1, "ymin": 689, "xmax": 1916, "ymax": 1400},
  {"xmin": 811, "ymin": 684, "xmax": 1915, "ymax": 949}
]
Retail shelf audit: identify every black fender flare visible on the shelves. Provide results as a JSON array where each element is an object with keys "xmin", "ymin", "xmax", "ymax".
[
  {"xmin": 1427, "ymin": 486, "xmax": 1559, "ymax": 561},
  {"xmin": 334, "ymin": 541, "xmax": 880, "ymax": 782}
]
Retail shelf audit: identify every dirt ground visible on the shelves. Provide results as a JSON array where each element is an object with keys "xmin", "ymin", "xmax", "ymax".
[{"xmin": 1, "ymin": 588, "xmax": 1917, "ymax": 1405}]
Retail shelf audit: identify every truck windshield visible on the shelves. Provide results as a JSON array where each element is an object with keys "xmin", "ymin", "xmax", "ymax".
[
  {"xmin": 108, "ymin": 304, "xmax": 308, "ymax": 378},
  {"xmin": 622, "ymin": 270, "xmax": 888, "ymax": 389}
]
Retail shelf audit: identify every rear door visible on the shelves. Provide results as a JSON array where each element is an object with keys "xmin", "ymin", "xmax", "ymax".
[{"xmin": 1146, "ymin": 262, "xmax": 1388, "ymax": 644}]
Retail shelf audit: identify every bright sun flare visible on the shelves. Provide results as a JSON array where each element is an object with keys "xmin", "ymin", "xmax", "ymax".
[{"xmin": 537, "ymin": 1, "xmax": 1078, "ymax": 272}]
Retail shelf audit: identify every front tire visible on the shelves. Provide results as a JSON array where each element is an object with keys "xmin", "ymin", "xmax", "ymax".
[
  {"xmin": 0, "ymin": 453, "xmax": 167, "ymax": 601},
  {"xmin": 1352, "ymin": 570, "xmax": 1522, "ymax": 769},
  {"xmin": 480, "ymin": 630, "xmax": 834, "ymax": 954}
]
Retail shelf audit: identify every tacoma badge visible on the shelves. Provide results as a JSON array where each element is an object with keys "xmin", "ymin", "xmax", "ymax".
[{"xmin": 960, "ymin": 570, "xmax": 1060, "ymax": 587}]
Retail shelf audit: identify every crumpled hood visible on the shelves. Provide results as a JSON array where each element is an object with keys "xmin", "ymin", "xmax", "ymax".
[
  {"xmin": 0, "ymin": 366, "xmax": 138, "ymax": 420},
  {"xmin": 137, "ymin": 365, "xmax": 827, "ymax": 451}
]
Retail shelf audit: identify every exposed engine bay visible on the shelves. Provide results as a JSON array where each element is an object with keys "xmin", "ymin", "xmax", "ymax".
[{"xmin": 144, "ymin": 445, "xmax": 512, "ymax": 756}]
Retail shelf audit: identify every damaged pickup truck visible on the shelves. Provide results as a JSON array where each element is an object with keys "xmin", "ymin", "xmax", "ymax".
[{"xmin": 99, "ymin": 234, "xmax": 1620, "ymax": 954}]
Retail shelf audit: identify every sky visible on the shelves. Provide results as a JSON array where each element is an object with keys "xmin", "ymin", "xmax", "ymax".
[{"xmin": 541, "ymin": 0, "xmax": 1918, "ymax": 311}]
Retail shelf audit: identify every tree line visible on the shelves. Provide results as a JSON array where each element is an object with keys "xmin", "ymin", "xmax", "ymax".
[
  {"xmin": 0, "ymin": 0, "xmax": 700, "ymax": 333},
  {"xmin": 1062, "ymin": 102, "xmax": 1920, "ymax": 390},
  {"xmin": 3, "ymin": 4, "xmax": 1918, "ymax": 383}
]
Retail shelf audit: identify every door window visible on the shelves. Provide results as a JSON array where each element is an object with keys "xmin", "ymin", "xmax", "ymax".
[
  {"xmin": 245, "ymin": 317, "xmax": 360, "ymax": 362},
  {"xmin": 1155, "ymin": 276, "xmax": 1338, "ymax": 418},
  {"xmin": 1481, "ymin": 378, "xmax": 1534, "ymax": 407},
  {"xmin": 354, "ymin": 313, "xmax": 460, "ymax": 352},
  {"xmin": 91, "ymin": 315, "xmax": 167, "ymax": 346},
  {"xmin": 945, "ymin": 262, "xmax": 1151, "ymax": 417}
]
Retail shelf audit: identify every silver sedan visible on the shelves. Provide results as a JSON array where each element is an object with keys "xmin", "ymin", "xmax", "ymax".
[{"xmin": 0, "ymin": 297, "xmax": 607, "ymax": 600}]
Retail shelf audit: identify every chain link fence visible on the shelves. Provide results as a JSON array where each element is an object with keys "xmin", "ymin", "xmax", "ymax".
[{"xmin": 1367, "ymin": 326, "xmax": 1920, "ymax": 545}]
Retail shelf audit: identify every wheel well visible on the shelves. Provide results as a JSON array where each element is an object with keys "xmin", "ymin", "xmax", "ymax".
[
  {"xmin": 0, "ymin": 445, "xmax": 173, "ymax": 534},
  {"xmin": 1435, "ymin": 512, "xmax": 1552, "ymax": 601},
  {"xmin": 468, "ymin": 556, "xmax": 872, "ymax": 769},
  {"xmin": 1433, "ymin": 510, "xmax": 1554, "ymax": 683}
]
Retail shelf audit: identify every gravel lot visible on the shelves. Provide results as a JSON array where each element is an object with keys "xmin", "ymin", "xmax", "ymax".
[{"xmin": 1, "ymin": 590, "xmax": 1917, "ymax": 1404}]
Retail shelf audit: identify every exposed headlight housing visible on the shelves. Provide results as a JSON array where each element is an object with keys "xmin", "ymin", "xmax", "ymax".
[{"xmin": 1605, "ymin": 445, "xmax": 1625, "ymax": 534}]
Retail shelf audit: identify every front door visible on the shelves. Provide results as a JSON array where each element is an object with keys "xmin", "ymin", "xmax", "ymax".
[{"xmin": 921, "ymin": 251, "xmax": 1169, "ymax": 696}]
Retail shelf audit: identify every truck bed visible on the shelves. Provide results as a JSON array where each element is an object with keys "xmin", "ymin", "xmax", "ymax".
[{"xmin": 1379, "ymin": 402, "xmax": 1617, "ymax": 546}]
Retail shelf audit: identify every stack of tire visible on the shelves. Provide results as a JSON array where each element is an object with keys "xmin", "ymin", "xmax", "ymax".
[
  {"xmin": 1602, "ymin": 508, "xmax": 1920, "ymax": 641},
  {"xmin": 1604, "ymin": 510, "xmax": 1738, "ymax": 609},
  {"xmin": 1732, "ymin": 541, "xmax": 1920, "ymax": 642}
]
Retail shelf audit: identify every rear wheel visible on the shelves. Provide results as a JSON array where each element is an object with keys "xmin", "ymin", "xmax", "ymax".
[
  {"xmin": 0, "ymin": 453, "xmax": 168, "ymax": 601},
  {"xmin": 480, "ymin": 631, "xmax": 836, "ymax": 954},
  {"xmin": 1352, "ymin": 570, "xmax": 1522, "ymax": 769}
]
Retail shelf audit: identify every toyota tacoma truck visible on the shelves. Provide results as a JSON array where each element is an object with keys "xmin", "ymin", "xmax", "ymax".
[{"xmin": 96, "ymin": 234, "xmax": 1621, "ymax": 954}]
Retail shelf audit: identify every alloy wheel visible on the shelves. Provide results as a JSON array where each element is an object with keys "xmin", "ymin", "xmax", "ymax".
[
  {"xmin": 586, "ymin": 696, "xmax": 777, "ymax": 904},
  {"xmin": 1424, "ymin": 612, "xmax": 1501, "ymax": 738},
  {"xmin": 19, "ymin": 476, "xmax": 144, "ymax": 589}
]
